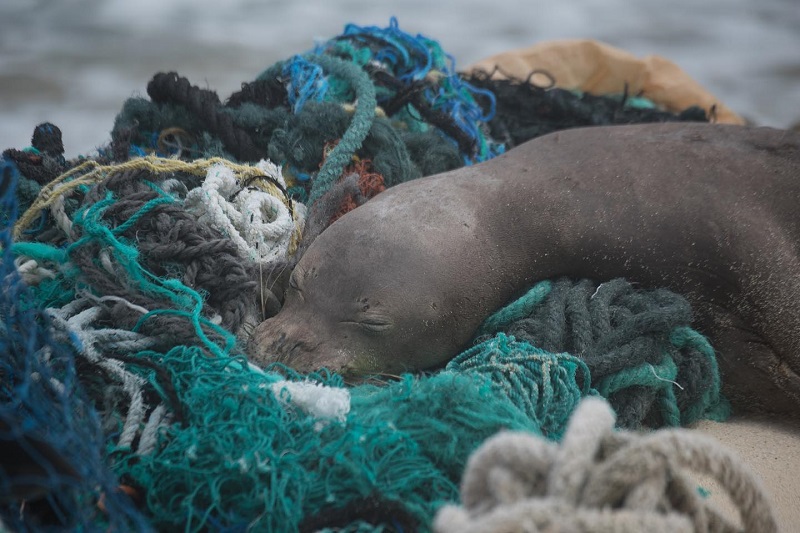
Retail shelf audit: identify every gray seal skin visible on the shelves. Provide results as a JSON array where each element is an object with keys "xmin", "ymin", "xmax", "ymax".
[{"xmin": 250, "ymin": 122, "xmax": 800, "ymax": 416}]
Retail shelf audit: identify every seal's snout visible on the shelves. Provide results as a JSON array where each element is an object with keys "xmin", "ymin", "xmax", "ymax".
[
  {"xmin": 248, "ymin": 315, "xmax": 326, "ymax": 370},
  {"xmin": 248, "ymin": 316, "xmax": 292, "ymax": 365}
]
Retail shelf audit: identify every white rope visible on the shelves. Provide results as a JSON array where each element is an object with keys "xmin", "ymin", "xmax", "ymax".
[
  {"xmin": 14, "ymin": 257, "xmax": 56, "ymax": 285},
  {"xmin": 184, "ymin": 159, "xmax": 306, "ymax": 265},
  {"xmin": 137, "ymin": 404, "xmax": 171, "ymax": 455},
  {"xmin": 79, "ymin": 291, "xmax": 150, "ymax": 316},
  {"xmin": 46, "ymin": 298, "xmax": 163, "ymax": 452},
  {"xmin": 50, "ymin": 193, "xmax": 73, "ymax": 237},
  {"xmin": 434, "ymin": 397, "xmax": 778, "ymax": 533}
]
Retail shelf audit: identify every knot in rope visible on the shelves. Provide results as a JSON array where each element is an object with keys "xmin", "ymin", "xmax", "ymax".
[
  {"xmin": 435, "ymin": 397, "xmax": 777, "ymax": 533},
  {"xmin": 184, "ymin": 160, "xmax": 304, "ymax": 264}
]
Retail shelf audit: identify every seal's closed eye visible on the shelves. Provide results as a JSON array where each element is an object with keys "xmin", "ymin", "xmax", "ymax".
[
  {"xmin": 341, "ymin": 318, "xmax": 393, "ymax": 333},
  {"xmin": 359, "ymin": 319, "xmax": 393, "ymax": 332}
]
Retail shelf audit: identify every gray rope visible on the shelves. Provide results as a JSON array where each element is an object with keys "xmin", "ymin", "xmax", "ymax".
[
  {"xmin": 434, "ymin": 398, "xmax": 778, "ymax": 533},
  {"xmin": 46, "ymin": 297, "xmax": 165, "ymax": 452}
]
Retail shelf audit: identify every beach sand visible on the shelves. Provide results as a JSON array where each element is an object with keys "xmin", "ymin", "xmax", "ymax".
[{"xmin": 691, "ymin": 417, "xmax": 800, "ymax": 532}]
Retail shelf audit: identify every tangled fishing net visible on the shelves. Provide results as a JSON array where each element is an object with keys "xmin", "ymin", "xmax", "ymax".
[
  {"xmin": 108, "ymin": 17, "xmax": 708, "ymax": 212},
  {"xmin": 0, "ymin": 18, "xmax": 733, "ymax": 533}
]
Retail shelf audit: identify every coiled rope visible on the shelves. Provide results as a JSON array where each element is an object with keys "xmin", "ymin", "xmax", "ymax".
[{"xmin": 435, "ymin": 397, "xmax": 778, "ymax": 533}]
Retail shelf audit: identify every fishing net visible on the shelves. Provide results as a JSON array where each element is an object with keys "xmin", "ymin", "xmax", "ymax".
[{"xmin": 1, "ymin": 19, "xmax": 726, "ymax": 532}]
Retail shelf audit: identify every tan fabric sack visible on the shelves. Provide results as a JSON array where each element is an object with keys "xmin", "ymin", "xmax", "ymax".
[{"xmin": 467, "ymin": 39, "xmax": 744, "ymax": 125}]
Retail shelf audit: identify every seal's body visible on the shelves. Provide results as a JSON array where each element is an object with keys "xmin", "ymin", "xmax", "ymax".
[{"xmin": 250, "ymin": 123, "xmax": 800, "ymax": 415}]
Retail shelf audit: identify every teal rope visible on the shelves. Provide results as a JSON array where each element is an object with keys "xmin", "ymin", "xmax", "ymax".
[
  {"xmin": 296, "ymin": 54, "xmax": 377, "ymax": 205},
  {"xmin": 12, "ymin": 241, "xmax": 69, "ymax": 263},
  {"xmin": 69, "ymin": 193, "xmax": 234, "ymax": 358},
  {"xmin": 474, "ymin": 278, "xmax": 728, "ymax": 428},
  {"xmin": 476, "ymin": 280, "xmax": 552, "ymax": 337},
  {"xmin": 447, "ymin": 333, "xmax": 592, "ymax": 439},
  {"xmin": 258, "ymin": 54, "xmax": 378, "ymax": 204},
  {"xmin": 595, "ymin": 356, "xmax": 681, "ymax": 425},
  {"xmin": 670, "ymin": 326, "xmax": 731, "ymax": 423},
  {"xmin": 112, "ymin": 196, "xmax": 174, "ymax": 235},
  {"xmin": 595, "ymin": 356, "xmax": 678, "ymax": 397},
  {"xmin": 110, "ymin": 180, "xmax": 184, "ymax": 239}
]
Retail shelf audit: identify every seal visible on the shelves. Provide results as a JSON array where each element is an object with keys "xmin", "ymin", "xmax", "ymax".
[{"xmin": 249, "ymin": 122, "xmax": 800, "ymax": 415}]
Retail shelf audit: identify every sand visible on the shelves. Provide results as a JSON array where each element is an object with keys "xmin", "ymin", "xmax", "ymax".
[{"xmin": 691, "ymin": 416, "xmax": 800, "ymax": 532}]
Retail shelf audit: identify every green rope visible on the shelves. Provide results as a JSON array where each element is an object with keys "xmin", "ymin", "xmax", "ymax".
[
  {"xmin": 446, "ymin": 332, "xmax": 592, "ymax": 439},
  {"xmin": 301, "ymin": 54, "xmax": 377, "ymax": 205},
  {"xmin": 595, "ymin": 356, "xmax": 681, "ymax": 424},
  {"xmin": 476, "ymin": 280, "xmax": 552, "ymax": 337},
  {"xmin": 12, "ymin": 241, "xmax": 69, "ymax": 263},
  {"xmin": 670, "ymin": 326, "xmax": 730, "ymax": 423},
  {"xmin": 472, "ymin": 277, "xmax": 728, "ymax": 428}
]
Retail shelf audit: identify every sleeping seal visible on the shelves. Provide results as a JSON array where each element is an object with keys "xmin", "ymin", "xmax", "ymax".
[{"xmin": 249, "ymin": 122, "xmax": 800, "ymax": 416}]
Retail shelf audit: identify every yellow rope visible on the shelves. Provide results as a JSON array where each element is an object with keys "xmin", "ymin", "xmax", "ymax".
[{"xmin": 14, "ymin": 157, "xmax": 302, "ymax": 243}]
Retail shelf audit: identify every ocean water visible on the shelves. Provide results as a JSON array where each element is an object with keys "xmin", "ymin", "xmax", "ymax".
[{"xmin": 1, "ymin": 0, "xmax": 798, "ymax": 157}]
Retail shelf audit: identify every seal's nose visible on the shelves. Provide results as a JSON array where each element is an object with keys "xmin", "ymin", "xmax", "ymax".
[
  {"xmin": 249, "ymin": 313, "xmax": 325, "ymax": 369},
  {"xmin": 248, "ymin": 316, "xmax": 290, "ymax": 366}
]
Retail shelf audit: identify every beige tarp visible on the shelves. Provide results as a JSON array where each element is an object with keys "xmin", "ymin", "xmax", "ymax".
[{"xmin": 467, "ymin": 39, "xmax": 744, "ymax": 125}]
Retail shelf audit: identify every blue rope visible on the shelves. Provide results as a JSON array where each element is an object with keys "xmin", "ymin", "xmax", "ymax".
[{"xmin": 283, "ymin": 55, "xmax": 330, "ymax": 113}]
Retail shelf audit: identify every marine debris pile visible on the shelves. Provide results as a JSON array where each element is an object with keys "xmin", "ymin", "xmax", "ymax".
[{"xmin": 2, "ymin": 19, "xmax": 731, "ymax": 532}]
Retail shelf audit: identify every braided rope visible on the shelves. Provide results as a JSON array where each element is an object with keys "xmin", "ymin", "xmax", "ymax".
[
  {"xmin": 435, "ymin": 397, "xmax": 778, "ymax": 533},
  {"xmin": 304, "ymin": 54, "xmax": 377, "ymax": 205}
]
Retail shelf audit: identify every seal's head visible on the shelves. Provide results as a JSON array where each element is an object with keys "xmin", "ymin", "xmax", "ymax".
[{"xmin": 247, "ymin": 208, "xmax": 484, "ymax": 377}]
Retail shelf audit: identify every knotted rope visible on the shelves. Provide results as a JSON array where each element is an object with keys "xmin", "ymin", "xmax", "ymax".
[
  {"xmin": 184, "ymin": 159, "xmax": 303, "ymax": 265},
  {"xmin": 434, "ymin": 397, "xmax": 778, "ymax": 533}
]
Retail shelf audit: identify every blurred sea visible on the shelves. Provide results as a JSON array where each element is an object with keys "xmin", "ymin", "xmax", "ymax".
[{"xmin": 1, "ymin": 0, "xmax": 799, "ymax": 157}]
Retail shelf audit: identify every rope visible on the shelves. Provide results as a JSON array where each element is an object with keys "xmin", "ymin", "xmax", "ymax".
[
  {"xmin": 303, "ymin": 54, "xmax": 377, "ymax": 205},
  {"xmin": 14, "ymin": 156, "xmax": 297, "ymax": 239},
  {"xmin": 46, "ymin": 298, "xmax": 159, "ymax": 448},
  {"xmin": 446, "ymin": 333, "xmax": 591, "ymax": 439},
  {"xmin": 0, "ymin": 163, "xmax": 151, "ymax": 530},
  {"xmin": 184, "ymin": 160, "xmax": 304, "ymax": 264},
  {"xmin": 479, "ymin": 278, "xmax": 729, "ymax": 428},
  {"xmin": 434, "ymin": 397, "xmax": 778, "ymax": 533},
  {"xmin": 476, "ymin": 280, "xmax": 552, "ymax": 337}
]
